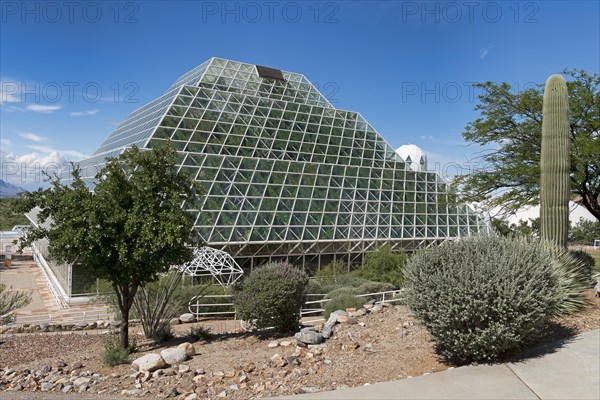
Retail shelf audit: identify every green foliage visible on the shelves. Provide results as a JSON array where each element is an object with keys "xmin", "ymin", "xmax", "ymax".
[
  {"xmin": 324, "ymin": 286, "xmax": 359, "ymax": 299},
  {"xmin": 491, "ymin": 217, "xmax": 539, "ymax": 237},
  {"xmin": 0, "ymin": 283, "xmax": 32, "ymax": 324},
  {"xmin": 315, "ymin": 260, "xmax": 348, "ymax": 278},
  {"xmin": 545, "ymin": 246, "xmax": 591, "ymax": 314},
  {"xmin": 306, "ymin": 279, "xmax": 323, "ymax": 294},
  {"xmin": 133, "ymin": 271, "xmax": 206, "ymax": 342},
  {"xmin": 540, "ymin": 74, "xmax": 571, "ymax": 248},
  {"xmin": 317, "ymin": 275, "xmax": 372, "ymax": 293},
  {"xmin": 323, "ymin": 294, "xmax": 365, "ymax": 320},
  {"xmin": 233, "ymin": 262, "xmax": 308, "ymax": 333},
  {"xmin": 456, "ymin": 69, "xmax": 600, "ymax": 222},
  {"xmin": 15, "ymin": 143, "xmax": 198, "ymax": 349},
  {"xmin": 0, "ymin": 198, "xmax": 29, "ymax": 230},
  {"xmin": 354, "ymin": 245, "xmax": 407, "ymax": 287},
  {"xmin": 356, "ymin": 281, "xmax": 397, "ymax": 299},
  {"xmin": 569, "ymin": 218, "xmax": 600, "ymax": 244},
  {"xmin": 404, "ymin": 236, "xmax": 566, "ymax": 361},
  {"xmin": 569, "ymin": 250, "xmax": 596, "ymax": 283},
  {"xmin": 189, "ymin": 325, "xmax": 211, "ymax": 342},
  {"xmin": 103, "ymin": 337, "xmax": 131, "ymax": 366}
]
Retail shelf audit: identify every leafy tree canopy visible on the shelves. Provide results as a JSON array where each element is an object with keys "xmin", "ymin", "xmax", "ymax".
[
  {"xmin": 569, "ymin": 217, "xmax": 600, "ymax": 244},
  {"xmin": 456, "ymin": 69, "xmax": 599, "ymax": 221},
  {"xmin": 16, "ymin": 144, "xmax": 199, "ymax": 348}
]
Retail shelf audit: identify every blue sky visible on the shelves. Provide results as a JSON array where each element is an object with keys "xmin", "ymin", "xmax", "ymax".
[{"xmin": 1, "ymin": 0, "xmax": 598, "ymax": 188}]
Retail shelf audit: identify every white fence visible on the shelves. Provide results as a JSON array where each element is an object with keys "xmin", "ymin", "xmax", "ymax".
[{"xmin": 188, "ymin": 289, "xmax": 404, "ymax": 322}]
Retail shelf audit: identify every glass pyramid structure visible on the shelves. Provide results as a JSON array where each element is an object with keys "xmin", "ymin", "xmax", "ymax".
[{"xmin": 75, "ymin": 57, "xmax": 488, "ymax": 269}]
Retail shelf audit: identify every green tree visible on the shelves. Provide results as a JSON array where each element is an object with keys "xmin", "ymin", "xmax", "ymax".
[
  {"xmin": 569, "ymin": 217, "xmax": 600, "ymax": 244},
  {"xmin": 491, "ymin": 217, "xmax": 540, "ymax": 237},
  {"xmin": 16, "ymin": 144, "xmax": 197, "ymax": 348},
  {"xmin": 456, "ymin": 69, "xmax": 599, "ymax": 221},
  {"xmin": 354, "ymin": 245, "xmax": 408, "ymax": 287}
]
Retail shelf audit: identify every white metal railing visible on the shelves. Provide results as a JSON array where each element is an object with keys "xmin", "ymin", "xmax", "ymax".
[
  {"xmin": 187, "ymin": 289, "xmax": 404, "ymax": 321},
  {"xmin": 30, "ymin": 242, "xmax": 69, "ymax": 308},
  {"xmin": 11, "ymin": 309, "xmax": 112, "ymax": 326}
]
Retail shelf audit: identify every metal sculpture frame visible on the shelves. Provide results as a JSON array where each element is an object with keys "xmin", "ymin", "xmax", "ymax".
[{"xmin": 179, "ymin": 247, "xmax": 243, "ymax": 286}]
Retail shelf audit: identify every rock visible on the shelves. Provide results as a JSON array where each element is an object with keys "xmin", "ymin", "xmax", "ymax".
[
  {"xmin": 295, "ymin": 329, "xmax": 324, "ymax": 345},
  {"xmin": 121, "ymin": 389, "xmax": 143, "ymax": 396},
  {"xmin": 161, "ymin": 348, "xmax": 188, "ymax": 365},
  {"xmin": 179, "ymin": 313, "xmax": 196, "ymax": 323},
  {"xmin": 297, "ymin": 386, "xmax": 321, "ymax": 394},
  {"xmin": 217, "ymin": 390, "xmax": 227, "ymax": 397},
  {"xmin": 337, "ymin": 315, "xmax": 349, "ymax": 323},
  {"xmin": 71, "ymin": 362, "xmax": 83, "ymax": 370},
  {"xmin": 41, "ymin": 364, "xmax": 52, "ymax": 373},
  {"xmin": 185, "ymin": 394, "xmax": 198, "ymax": 400},
  {"xmin": 62, "ymin": 385, "xmax": 73, "ymax": 393},
  {"xmin": 41, "ymin": 382, "xmax": 53, "ymax": 391},
  {"xmin": 178, "ymin": 364, "xmax": 191, "ymax": 374},
  {"xmin": 152, "ymin": 369, "xmax": 164, "ymax": 379},
  {"xmin": 73, "ymin": 377, "xmax": 90, "ymax": 387},
  {"xmin": 370, "ymin": 305, "xmax": 383, "ymax": 313},
  {"xmin": 321, "ymin": 321, "xmax": 335, "ymax": 339},
  {"xmin": 177, "ymin": 342, "xmax": 196, "ymax": 357},
  {"xmin": 164, "ymin": 386, "xmax": 179, "ymax": 398},
  {"xmin": 279, "ymin": 340, "xmax": 292, "ymax": 347},
  {"xmin": 170, "ymin": 318, "xmax": 181, "ymax": 325},
  {"xmin": 267, "ymin": 341, "xmax": 279, "ymax": 348},
  {"xmin": 270, "ymin": 353, "xmax": 288, "ymax": 367},
  {"xmin": 350, "ymin": 308, "xmax": 366, "ymax": 317},
  {"xmin": 329, "ymin": 310, "xmax": 348, "ymax": 323},
  {"xmin": 132, "ymin": 354, "xmax": 167, "ymax": 372}
]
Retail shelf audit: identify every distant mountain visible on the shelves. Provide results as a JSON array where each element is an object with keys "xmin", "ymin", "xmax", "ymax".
[{"xmin": 0, "ymin": 179, "xmax": 26, "ymax": 198}]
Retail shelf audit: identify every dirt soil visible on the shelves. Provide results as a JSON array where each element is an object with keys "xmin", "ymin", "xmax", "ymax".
[{"xmin": 1, "ymin": 290, "xmax": 599, "ymax": 399}]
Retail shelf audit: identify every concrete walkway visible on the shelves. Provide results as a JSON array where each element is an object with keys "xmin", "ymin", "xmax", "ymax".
[{"xmin": 285, "ymin": 329, "xmax": 600, "ymax": 400}]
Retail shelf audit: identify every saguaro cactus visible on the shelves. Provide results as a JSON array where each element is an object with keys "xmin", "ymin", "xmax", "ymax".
[{"xmin": 540, "ymin": 74, "xmax": 570, "ymax": 249}]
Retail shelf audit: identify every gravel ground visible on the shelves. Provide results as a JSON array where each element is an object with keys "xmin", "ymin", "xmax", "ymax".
[{"xmin": 1, "ymin": 290, "xmax": 598, "ymax": 399}]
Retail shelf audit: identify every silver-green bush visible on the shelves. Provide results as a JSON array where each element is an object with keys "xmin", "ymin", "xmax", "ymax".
[{"xmin": 404, "ymin": 236, "xmax": 566, "ymax": 361}]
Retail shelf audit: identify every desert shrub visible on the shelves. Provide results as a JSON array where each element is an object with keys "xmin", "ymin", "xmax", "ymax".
[
  {"xmin": 357, "ymin": 281, "xmax": 397, "ymax": 300},
  {"xmin": 318, "ymin": 275, "xmax": 371, "ymax": 293},
  {"xmin": 233, "ymin": 262, "xmax": 308, "ymax": 333},
  {"xmin": 323, "ymin": 294, "xmax": 366, "ymax": 320},
  {"xmin": 0, "ymin": 283, "xmax": 31, "ymax": 324},
  {"xmin": 103, "ymin": 337, "xmax": 130, "ymax": 366},
  {"xmin": 546, "ymin": 246, "xmax": 590, "ymax": 314},
  {"xmin": 324, "ymin": 286, "xmax": 359, "ymax": 299},
  {"xmin": 568, "ymin": 250, "xmax": 595, "ymax": 283},
  {"xmin": 353, "ymin": 245, "xmax": 408, "ymax": 287},
  {"xmin": 315, "ymin": 260, "xmax": 348, "ymax": 278},
  {"xmin": 133, "ymin": 271, "xmax": 209, "ymax": 342},
  {"xmin": 189, "ymin": 325, "xmax": 211, "ymax": 342},
  {"xmin": 404, "ymin": 236, "xmax": 568, "ymax": 361},
  {"xmin": 306, "ymin": 279, "xmax": 323, "ymax": 294}
]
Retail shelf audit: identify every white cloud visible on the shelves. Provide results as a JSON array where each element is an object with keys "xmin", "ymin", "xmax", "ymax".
[
  {"xmin": 1, "ymin": 149, "xmax": 70, "ymax": 188},
  {"xmin": 70, "ymin": 109, "xmax": 100, "ymax": 117},
  {"xmin": 18, "ymin": 132, "xmax": 47, "ymax": 142},
  {"xmin": 480, "ymin": 48, "xmax": 489, "ymax": 59},
  {"xmin": 25, "ymin": 145, "xmax": 87, "ymax": 160},
  {"xmin": 26, "ymin": 104, "xmax": 62, "ymax": 113}
]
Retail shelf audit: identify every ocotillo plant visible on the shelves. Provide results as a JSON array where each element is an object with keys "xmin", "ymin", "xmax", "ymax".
[{"xmin": 540, "ymin": 74, "xmax": 570, "ymax": 249}]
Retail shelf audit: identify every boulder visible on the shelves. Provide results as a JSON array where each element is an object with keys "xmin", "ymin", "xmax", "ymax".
[
  {"xmin": 179, "ymin": 313, "xmax": 196, "ymax": 323},
  {"xmin": 294, "ymin": 329, "xmax": 324, "ymax": 345},
  {"xmin": 72, "ymin": 377, "xmax": 90, "ymax": 387},
  {"xmin": 328, "ymin": 310, "xmax": 348, "ymax": 323},
  {"xmin": 177, "ymin": 342, "xmax": 196, "ymax": 357},
  {"xmin": 160, "ymin": 348, "xmax": 188, "ymax": 365},
  {"xmin": 132, "ymin": 353, "xmax": 167, "ymax": 372},
  {"xmin": 321, "ymin": 321, "xmax": 335, "ymax": 339}
]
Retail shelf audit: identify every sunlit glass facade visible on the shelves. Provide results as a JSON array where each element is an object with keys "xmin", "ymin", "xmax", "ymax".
[{"xmin": 75, "ymin": 57, "xmax": 489, "ymax": 269}]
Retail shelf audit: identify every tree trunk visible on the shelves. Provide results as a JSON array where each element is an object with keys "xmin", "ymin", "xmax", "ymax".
[{"xmin": 120, "ymin": 306, "xmax": 129, "ymax": 349}]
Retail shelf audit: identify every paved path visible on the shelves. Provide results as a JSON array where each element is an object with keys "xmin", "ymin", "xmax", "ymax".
[
  {"xmin": 284, "ymin": 329, "xmax": 600, "ymax": 400},
  {"xmin": 0, "ymin": 256, "xmax": 111, "ymax": 325}
]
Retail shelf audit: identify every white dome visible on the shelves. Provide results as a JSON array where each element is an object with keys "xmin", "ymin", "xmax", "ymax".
[{"xmin": 395, "ymin": 144, "xmax": 428, "ymax": 171}]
